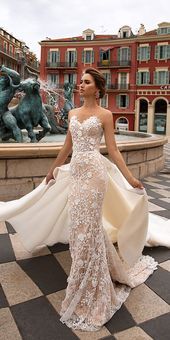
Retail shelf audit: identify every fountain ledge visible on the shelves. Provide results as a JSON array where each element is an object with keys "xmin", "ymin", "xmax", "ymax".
[{"xmin": 0, "ymin": 133, "xmax": 168, "ymax": 201}]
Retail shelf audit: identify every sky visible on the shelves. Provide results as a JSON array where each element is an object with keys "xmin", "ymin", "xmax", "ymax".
[{"xmin": 0, "ymin": 0, "xmax": 169, "ymax": 59}]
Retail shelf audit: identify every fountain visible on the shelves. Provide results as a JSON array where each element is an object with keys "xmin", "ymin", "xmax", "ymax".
[{"xmin": 0, "ymin": 66, "xmax": 167, "ymax": 200}]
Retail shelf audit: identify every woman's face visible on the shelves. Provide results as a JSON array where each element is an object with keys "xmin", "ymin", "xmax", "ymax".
[{"xmin": 79, "ymin": 73, "xmax": 97, "ymax": 98}]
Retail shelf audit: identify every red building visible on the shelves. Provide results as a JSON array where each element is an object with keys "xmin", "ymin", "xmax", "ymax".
[
  {"xmin": 39, "ymin": 23, "xmax": 170, "ymax": 135},
  {"xmin": 0, "ymin": 27, "xmax": 39, "ymax": 78}
]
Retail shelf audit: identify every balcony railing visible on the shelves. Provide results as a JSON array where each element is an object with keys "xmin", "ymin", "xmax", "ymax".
[
  {"xmin": 46, "ymin": 62, "xmax": 78, "ymax": 68},
  {"xmin": 106, "ymin": 83, "xmax": 129, "ymax": 90},
  {"xmin": 47, "ymin": 83, "xmax": 77, "ymax": 89},
  {"xmin": 97, "ymin": 60, "xmax": 131, "ymax": 68},
  {"xmin": 0, "ymin": 45, "xmax": 18, "ymax": 60}
]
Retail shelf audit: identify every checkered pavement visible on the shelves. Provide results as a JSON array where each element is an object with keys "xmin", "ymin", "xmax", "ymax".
[{"xmin": 0, "ymin": 143, "xmax": 170, "ymax": 340}]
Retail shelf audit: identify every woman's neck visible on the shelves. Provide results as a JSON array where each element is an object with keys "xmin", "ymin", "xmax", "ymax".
[{"xmin": 83, "ymin": 98, "xmax": 99, "ymax": 109}]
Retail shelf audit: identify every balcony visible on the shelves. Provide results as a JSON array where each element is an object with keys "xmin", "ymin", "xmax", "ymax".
[
  {"xmin": 46, "ymin": 62, "xmax": 78, "ymax": 69},
  {"xmin": 97, "ymin": 60, "xmax": 131, "ymax": 68},
  {"xmin": 106, "ymin": 83, "xmax": 129, "ymax": 90},
  {"xmin": 0, "ymin": 45, "xmax": 18, "ymax": 60}
]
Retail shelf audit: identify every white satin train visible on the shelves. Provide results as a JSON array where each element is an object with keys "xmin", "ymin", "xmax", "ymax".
[{"xmin": 0, "ymin": 155, "xmax": 169, "ymax": 266}]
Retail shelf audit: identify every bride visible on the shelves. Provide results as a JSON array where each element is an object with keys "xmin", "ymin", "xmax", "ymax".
[{"xmin": 0, "ymin": 67, "xmax": 169, "ymax": 331}]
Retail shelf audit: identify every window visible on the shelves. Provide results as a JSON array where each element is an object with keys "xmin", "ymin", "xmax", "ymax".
[
  {"xmin": 158, "ymin": 27, "xmax": 170, "ymax": 35},
  {"xmin": 119, "ymin": 73, "xmax": 128, "ymax": 89},
  {"xmin": 137, "ymin": 46, "xmax": 151, "ymax": 61},
  {"xmin": 116, "ymin": 94, "xmax": 129, "ymax": 108},
  {"xmin": 65, "ymin": 50, "xmax": 77, "ymax": 65},
  {"xmin": 136, "ymin": 71, "xmax": 150, "ymax": 85},
  {"xmin": 100, "ymin": 50, "xmax": 110, "ymax": 61},
  {"xmin": 47, "ymin": 50, "xmax": 60, "ymax": 65},
  {"xmin": 64, "ymin": 73, "xmax": 77, "ymax": 84},
  {"xmin": 117, "ymin": 47, "xmax": 131, "ymax": 65},
  {"xmin": 154, "ymin": 70, "xmax": 169, "ymax": 84},
  {"xmin": 47, "ymin": 74, "xmax": 59, "ymax": 87},
  {"xmin": 82, "ymin": 50, "xmax": 94, "ymax": 63},
  {"xmin": 155, "ymin": 45, "xmax": 170, "ymax": 60},
  {"xmin": 4, "ymin": 41, "xmax": 7, "ymax": 53},
  {"xmin": 86, "ymin": 35, "xmax": 92, "ymax": 40},
  {"xmin": 102, "ymin": 72, "xmax": 111, "ymax": 85},
  {"xmin": 100, "ymin": 94, "xmax": 108, "ymax": 108}
]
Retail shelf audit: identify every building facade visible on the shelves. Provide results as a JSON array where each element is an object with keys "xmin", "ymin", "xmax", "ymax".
[
  {"xmin": 39, "ymin": 23, "xmax": 170, "ymax": 135},
  {"xmin": 0, "ymin": 27, "xmax": 39, "ymax": 78}
]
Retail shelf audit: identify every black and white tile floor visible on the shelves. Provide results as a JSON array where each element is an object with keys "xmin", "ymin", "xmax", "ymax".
[{"xmin": 0, "ymin": 143, "xmax": 170, "ymax": 340}]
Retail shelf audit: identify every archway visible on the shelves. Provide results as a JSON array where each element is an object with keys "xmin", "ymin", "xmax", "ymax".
[
  {"xmin": 139, "ymin": 99, "xmax": 148, "ymax": 132},
  {"xmin": 154, "ymin": 99, "xmax": 167, "ymax": 134},
  {"xmin": 116, "ymin": 117, "xmax": 129, "ymax": 131}
]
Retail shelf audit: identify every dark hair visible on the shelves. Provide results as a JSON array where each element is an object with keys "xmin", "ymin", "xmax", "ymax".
[{"xmin": 83, "ymin": 67, "xmax": 106, "ymax": 98}]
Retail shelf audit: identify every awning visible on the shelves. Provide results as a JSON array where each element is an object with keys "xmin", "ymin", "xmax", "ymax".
[{"xmin": 100, "ymin": 46, "xmax": 113, "ymax": 52}]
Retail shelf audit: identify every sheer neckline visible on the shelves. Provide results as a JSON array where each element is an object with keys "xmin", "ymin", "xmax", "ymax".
[{"xmin": 71, "ymin": 115, "xmax": 103, "ymax": 129}]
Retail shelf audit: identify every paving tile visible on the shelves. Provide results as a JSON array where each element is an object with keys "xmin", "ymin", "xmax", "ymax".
[
  {"xmin": 11, "ymin": 296, "xmax": 79, "ymax": 340},
  {"xmin": 140, "ymin": 312, "xmax": 170, "ymax": 340},
  {"xmin": 10, "ymin": 233, "xmax": 51, "ymax": 260},
  {"xmin": 0, "ymin": 262, "xmax": 42, "ymax": 306},
  {"xmin": 99, "ymin": 336, "xmax": 116, "ymax": 340},
  {"xmin": 150, "ymin": 189, "xmax": 170, "ymax": 198},
  {"xmin": 114, "ymin": 326, "xmax": 153, "ymax": 340},
  {"xmin": 54, "ymin": 250, "xmax": 72, "ymax": 276},
  {"xmin": 124, "ymin": 283, "xmax": 170, "ymax": 324},
  {"xmin": 148, "ymin": 201, "xmax": 165, "ymax": 212},
  {"xmin": 5, "ymin": 221, "xmax": 16, "ymax": 234},
  {"xmin": 73, "ymin": 326, "xmax": 111, "ymax": 340},
  {"xmin": 159, "ymin": 260, "xmax": 170, "ymax": 271},
  {"xmin": 48, "ymin": 242, "xmax": 69, "ymax": 253},
  {"xmin": 0, "ymin": 221, "xmax": 7, "ymax": 234},
  {"xmin": 0, "ymin": 234, "xmax": 16, "ymax": 263},
  {"xmin": 0, "ymin": 284, "xmax": 9, "ymax": 308},
  {"xmin": 0, "ymin": 308, "xmax": 22, "ymax": 340},
  {"xmin": 142, "ymin": 246, "xmax": 170, "ymax": 263},
  {"xmin": 150, "ymin": 209, "xmax": 170, "ymax": 219},
  {"xmin": 47, "ymin": 289, "xmax": 66, "ymax": 314},
  {"xmin": 148, "ymin": 198, "xmax": 170, "ymax": 210},
  {"xmin": 18, "ymin": 254, "xmax": 68, "ymax": 295},
  {"xmin": 145, "ymin": 266, "xmax": 170, "ymax": 304},
  {"xmin": 105, "ymin": 305, "xmax": 136, "ymax": 334}
]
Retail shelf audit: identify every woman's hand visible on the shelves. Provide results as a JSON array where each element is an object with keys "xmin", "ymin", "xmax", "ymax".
[
  {"xmin": 46, "ymin": 171, "xmax": 54, "ymax": 184},
  {"xmin": 128, "ymin": 176, "xmax": 144, "ymax": 189}
]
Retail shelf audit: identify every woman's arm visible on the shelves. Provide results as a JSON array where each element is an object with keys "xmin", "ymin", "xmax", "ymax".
[
  {"xmin": 103, "ymin": 110, "xmax": 143, "ymax": 189},
  {"xmin": 46, "ymin": 112, "xmax": 73, "ymax": 183}
]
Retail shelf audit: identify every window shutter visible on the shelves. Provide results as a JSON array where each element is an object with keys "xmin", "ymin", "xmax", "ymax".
[
  {"xmin": 47, "ymin": 51, "xmax": 51, "ymax": 62},
  {"xmin": 92, "ymin": 50, "xmax": 94, "ymax": 63},
  {"xmin": 153, "ymin": 71, "xmax": 157, "ymax": 84},
  {"xmin": 116, "ymin": 95, "xmax": 120, "ymax": 107},
  {"xmin": 155, "ymin": 46, "xmax": 159, "ymax": 59},
  {"xmin": 100, "ymin": 50, "xmax": 103, "ymax": 61},
  {"xmin": 147, "ymin": 46, "xmax": 151, "ymax": 60},
  {"xmin": 108, "ymin": 73, "xmax": 111, "ymax": 84},
  {"xmin": 166, "ymin": 71, "xmax": 169, "ymax": 84},
  {"xmin": 128, "ymin": 47, "xmax": 131, "ymax": 61},
  {"xmin": 136, "ymin": 72, "xmax": 140, "ymax": 85},
  {"xmin": 126, "ymin": 95, "xmax": 129, "ymax": 108},
  {"xmin": 82, "ymin": 50, "xmax": 85, "ymax": 63},
  {"xmin": 147, "ymin": 72, "xmax": 150, "ymax": 84},
  {"xmin": 74, "ymin": 50, "xmax": 77, "ymax": 62},
  {"xmin": 65, "ymin": 51, "xmax": 69, "ymax": 62},
  {"xmin": 57, "ymin": 51, "xmax": 60, "ymax": 62},
  {"xmin": 117, "ymin": 48, "xmax": 121, "ymax": 61},
  {"xmin": 167, "ymin": 45, "xmax": 170, "ymax": 59},
  {"xmin": 137, "ymin": 47, "xmax": 141, "ymax": 60}
]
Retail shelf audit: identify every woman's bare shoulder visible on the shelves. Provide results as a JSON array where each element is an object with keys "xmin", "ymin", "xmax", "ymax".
[
  {"xmin": 68, "ymin": 108, "xmax": 80, "ymax": 119},
  {"xmin": 99, "ymin": 108, "xmax": 113, "ymax": 122}
]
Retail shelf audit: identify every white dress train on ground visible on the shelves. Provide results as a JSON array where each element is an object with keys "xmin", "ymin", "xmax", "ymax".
[{"xmin": 0, "ymin": 115, "xmax": 169, "ymax": 331}]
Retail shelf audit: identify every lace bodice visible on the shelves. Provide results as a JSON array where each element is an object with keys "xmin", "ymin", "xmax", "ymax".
[{"xmin": 69, "ymin": 115, "xmax": 103, "ymax": 153}]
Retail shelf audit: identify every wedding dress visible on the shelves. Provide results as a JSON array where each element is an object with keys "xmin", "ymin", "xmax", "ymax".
[{"xmin": 0, "ymin": 115, "xmax": 170, "ymax": 331}]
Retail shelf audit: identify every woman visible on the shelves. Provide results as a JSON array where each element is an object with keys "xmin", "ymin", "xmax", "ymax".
[
  {"xmin": 45, "ymin": 67, "xmax": 156, "ymax": 330},
  {"xmin": 0, "ymin": 68, "xmax": 169, "ymax": 331}
]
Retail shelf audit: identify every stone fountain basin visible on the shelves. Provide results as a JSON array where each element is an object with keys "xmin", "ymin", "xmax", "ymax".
[{"xmin": 0, "ymin": 131, "xmax": 168, "ymax": 201}]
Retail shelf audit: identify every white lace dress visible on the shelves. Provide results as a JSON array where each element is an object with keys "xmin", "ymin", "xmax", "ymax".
[{"xmin": 59, "ymin": 115, "xmax": 158, "ymax": 331}]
